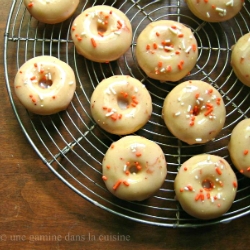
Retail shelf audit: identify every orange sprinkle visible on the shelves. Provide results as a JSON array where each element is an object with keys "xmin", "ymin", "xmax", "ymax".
[
  {"xmin": 180, "ymin": 188, "xmax": 184, "ymax": 192},
  {"xmin": 28, "ymin": 2, "xmax": 33, "ymax": 7},
  {"xmin": 146, "ymin": 44, "xmax": 150, "ymax": 50},
  {"xmin": 215, "ymin": 167, "xmax": 222, "ymax": 175},
  {"xmin": 184, "ymin": 166, "xmax": 188, "ymax": 171},
  {"xmin": 175, "ymin": 51, "xmax": 180, "ymax": 55},
  {"xmin": 123, "ymin": 181, "xmax": 130, "ymax": 187},
  {"xmin": 34, "ymin": 63, "xmax": 38, "ymax": 67},
  {"xmin": 247, "ymin": 167, "xmax": 250, "ymax": 172},
  {"xmin": 106, "ymin": 165, "xmax": 111, "ymax": 169},
  {"xmin": 195, "ymin": 93, "xmax": 200, "ymax": 99},
  {"xmin": 91, "ymin": 38, "xmax": 97, "ymax": 48},
  {"xmin": 72, "ymin": 26, "xmax": 76, "ymax": 31},
  {"xmin": 136, "ymin": 152, "xmax": 142, "ymax": 157},
  {"xmin": 117, "ymin": 20, "xmax": 122, "ymax": 28},
  {"xmin": 211, "ymin": 4, "xmax": 216, "ymax": 8},
  {"xmin": 187, "ymin": 185, "xmax": 193, "ymax": 191},
  {"xmin": 204, "ymin": 108, "xmax": 213, "ymax": 116},
  {"xmin": 195, "ymin": 193, "xmax": 201, "ymax": 201},
  {"xmin": 158, "ymin": 61, "xmax": 163, "ymax": 68},
  {"xmin": 166, "ymin": 65, "xmax": 172, "ymax": 72},
  {"xmin": 102, "ymin": 176, "xmax": 108, "ymax": 181},
  {"xmin": 111, "ymin": 113, "xmax": 118, "ymax": 121},
  {"xmin": 98, "ymin": 32, "xmax": 104, "ymax": 37},
  {"xmin": 125, "ymin": 170, "xmax": 130, "ymax": 175},
  {"xmin": 113, "ymin": 180, "xmax": 122, "ymax": 190},
  {"xmin": 192, "ymin": 44, "xmax": 197, "ymax": 52},
  {"xmin": 243, "ymin": 149, "xmax": 249, "ymax": 155},
  {"xmin": 111, "ymin": 144, "xmax": 115, "ymax": 149},
  {"xmin": 156, "ymin": 32, "xmax": 160, "ymax": 37},
  {"xmin": 178, "ymin": 33, "xmax": 184, "ymax": 38},
  {"xmin": 233, "ymin": 181, "xmax": 237, "ymax": 188},
  {"xmin": 30, "ymin": 76, "xmax": 36, "ymax": 81},
  {"xmin": 153, "ymin": 43, "xmax": 158, "ymax": 49},
  {"xmin": 189, "ymin": 121, "xmax": 195, "ymax": 126}
]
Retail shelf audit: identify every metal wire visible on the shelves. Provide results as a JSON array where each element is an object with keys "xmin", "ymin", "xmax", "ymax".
[{"xmin": 4, "ymin": 0, "xmax": 250, "ymax": 227}]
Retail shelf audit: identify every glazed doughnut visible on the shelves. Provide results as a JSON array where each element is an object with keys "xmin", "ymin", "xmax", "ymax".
[
  {"xmin": 90, "ymin": 75, "xmax": 152, "ymax": 135},
  {"xmin": 174, "ymin": 154, "xmax": 238, "ymax": 220},
  {"xmin": 24, "ymin": 0, "xmax": 79, "ymax": 24},
  {"xmin": 135, "ymin": 20, "xmax": 198, "ymax": 82},
  {"xmin": 14, "ymin": 56, "xmax": 76, "ymax": 115},
  {"xmin": 186, "ymin": 0, "xmax": 244, "ymax": 22},
  {"xmin": 71, "ymin": 5, "xmax": 132, "ymax": 63},
  {"xmin": 231, "ymin": 32, "xmax": 250, "ymax": 87},
  {"xmin": 102, "ymin": 136, "xmax": 167, "ymax": 201},
  {"xmin": 228, "ymin": 119, "xmax": 250, "ymax": 178},
  {"xmin": 162, "ymin": 80, "xmax": 226, "ymax": 145}
]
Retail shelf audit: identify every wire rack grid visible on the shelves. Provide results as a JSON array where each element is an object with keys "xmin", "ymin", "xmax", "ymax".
[{"xmin": 3, "ymin": 0, "xmax": 250, "ymax": 228}]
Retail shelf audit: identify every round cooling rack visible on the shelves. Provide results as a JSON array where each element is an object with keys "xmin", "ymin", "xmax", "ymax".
[{"xmin": 4, "ymin": 0, "xmax": 250, "ymax": 228}]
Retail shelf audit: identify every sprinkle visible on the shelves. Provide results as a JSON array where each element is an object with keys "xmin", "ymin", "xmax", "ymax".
[
  {"xmin": 192, "ymin": 44, "xmax": 197, "ymax": 52},
  {"xmin": 113, "ymin": 180, "xmax": 122, "ymax": 190},
  {"xmin": 243, "ymin": 149, "xmax": 249, "ymax": 155},
  {"xmin": 233, "ymin": 181, "xmax": 237, "ymax": 188},
  {"xmin": 175, "ymin": 112, "xmax": 181, "ymax": 116},
  {"xmin": 215, "ymin": 167, "xmax": 222, "ymax": 175},
  {"xmin": 206, "ymin": 12, "xmax": 210, "ymax": 18},
  {"xmin": 102, "ymin": 176, "xmax": 108, "ymax": 181},
  {"xmin": 91, "ymin": 38, "xmax": 97, "ymax": 48},
  {"xmin": 136, "ymin": 152, "xmax": 142, "ymax": 157},
  {"xmin": 28, "ymin": 2, "xmax": 34, "ymax": 7},
  {"xmin": 123, "ymin": 181, "xmax": 130, "ymax": 186},
  {"xmin": 153, "ymin": 43, "xmax": 158, "ymax": 49},
  {"xmin": 185, "ymin": 46, "xmax": 192, "ymax": 53}
]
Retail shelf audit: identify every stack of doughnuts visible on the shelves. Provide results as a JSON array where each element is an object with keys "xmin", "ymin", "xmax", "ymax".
[{"xmin": 17, "ymin": 1, "xmax": 249, "ymax": 219}]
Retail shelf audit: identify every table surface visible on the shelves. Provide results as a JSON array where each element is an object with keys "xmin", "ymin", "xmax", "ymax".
[{"xmin": 1, "ymin": 1, "xmax": 250, "ymax": 249}]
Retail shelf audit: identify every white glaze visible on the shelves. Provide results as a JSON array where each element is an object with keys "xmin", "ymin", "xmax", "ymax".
[
  {"xmin": 102, "ymin": 136, "xmax": 167, "ymax": 201},
  {"xmin": 14, "ymin": 56, "xmax": 76, "ymax": 115},
  {"xmin": 162, "ymin": 80, "xmax": 226, "ymax": 145},
  {"xmin": 135, "ymin": 20, "xmax": 198, "ymax": 82},
  {"xmin": 186, "ymin": 0, "xmax": 244, "ymax": 22},
  {"xmin": 228, "ymin": 118, "xmax": 250, "ymax": 177},
  {"xmin": 231, "ymin": 32, "xmax": 250, "ymax": 87},
  {"xmin": 24, "ymin": 0, "xmax": 79, "ymax": 24},
  {"xmin": 71, "ymin": 5, "xmax": 132, "ymax": 63},
  {"xmin": 175, "ymin": 154, "xmax": 237, "ymax": 220},
  {"xmin": 90, "ymin": 75, "xmax": 152, "ymax": 135}
]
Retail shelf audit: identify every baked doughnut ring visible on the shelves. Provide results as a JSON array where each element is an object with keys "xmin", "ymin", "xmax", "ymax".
[
  {"xmin": 135, "ymin": 20, "xmax": 198, "ymax": 82},
  {"xmin": 175, "ymin": 154, "xmax": 238, "ymax": 220},
  {"xmin": 14, "ymin": 56, "xmax": 76, "ymax": 115},
  {"xmin": 228, "ymin": 118, "xmax": 250, "ymax": 178},
  {"xmin": 24, "ymin": 0, "xmax": 79, "ymax": 24},
  {"xmin": 90, "ymin": 75, "xmax": 152, "ymax": 135},
  {"xmin": 231, "ymin": 32, "xmax": 250, "ymax": 87},
  {"xmin": 102, "ymin": 135, "xmax": 167, "ymax": 201},
  {"xmin": 186, "ymin": 0, "xmax": 244, "ymax": 22},
  {"xmin": 162, "ymin": 80, "xmax": 226, "ymax": 145},
  {"xmin": 71, "ymin": 5, "xmax": 132, "ymax": 63}
]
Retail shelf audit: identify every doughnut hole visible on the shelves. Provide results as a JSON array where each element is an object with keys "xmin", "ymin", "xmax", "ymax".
[
  {"xmin": 202, "ymin": 179, "xmax": 215, "ymax": 191},
  {"xmin": 117, "ymin": 93, "xmax": 130, "ymax": 110},
  {"xmin": 97, "ymin": 22, "xmax": 108, "ymax": 34},
  {"xmin": 128, "ymin": 161, "xmax": 142, "ymax": 174},
  {"xmin": 38, "ymin": 73, "xmax": 53, "ymax": 89}
]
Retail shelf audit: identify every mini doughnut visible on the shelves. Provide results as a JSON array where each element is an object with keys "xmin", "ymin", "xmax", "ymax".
[
  {"xmin": 186, "ymin": 0, "xmax": 244, "ymax": 22},
  {"xmin": 90, "ymin": 75, "xmax": 152, "ymax": 135},
  {"xmin": 228, "ymin": 119, "xmax": 250, "ymax": 178},
  {"xmin": 135, "ymin": 20, "xmax": 198, "ymax": 82},
  {"xmin": 162, "ymin": 80, "xmax": 226, "ymax": 145},
  {"xmin": 174, "ymin": 154, "xmax": 238, "ymax": 220},
  {"xmin": 102, "ymin": 135, "xmax": 167, "ymax": 201},
  {"xmin": 14, "ymin": 56, "xmax": 76, "ymax": 115},
  {"xmin": 24, "ymin": 0, "xmax": 79, "ymax": 24},
  {"xmin": 231, "ymin": 32, "xmax": 250, "ymax": 87},
  {"xmin": 71, "ymin": 5, "xmax": 132, "ymax": 63}
]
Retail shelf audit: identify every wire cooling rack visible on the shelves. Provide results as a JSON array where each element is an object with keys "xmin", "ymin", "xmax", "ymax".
[{"xmin": 4, "ymin": 0, "xmax": 250, "ymax": 227}]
